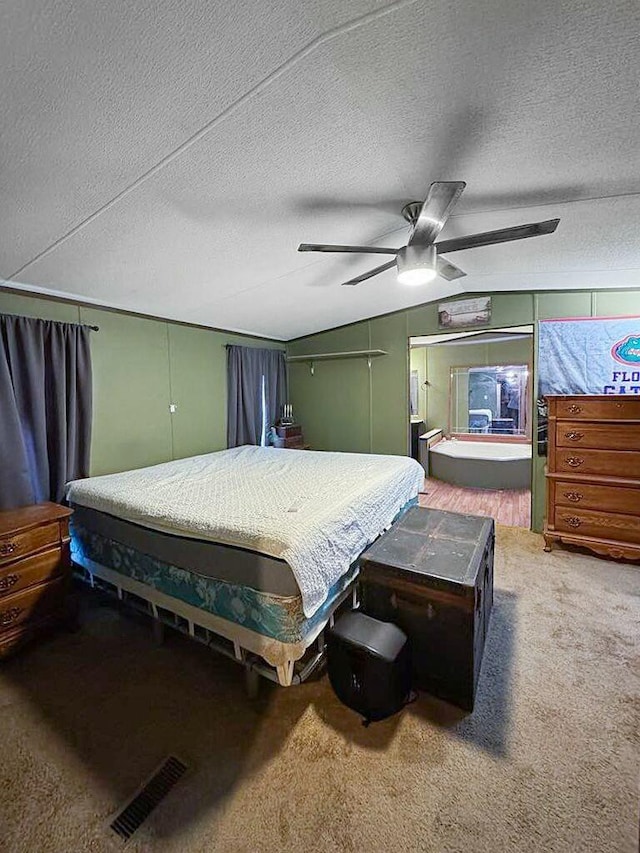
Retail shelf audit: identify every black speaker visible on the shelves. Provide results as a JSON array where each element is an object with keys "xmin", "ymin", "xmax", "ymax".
[{"xmin": 327, "ymin": 611, "xmax": 412, "ymax": 724}]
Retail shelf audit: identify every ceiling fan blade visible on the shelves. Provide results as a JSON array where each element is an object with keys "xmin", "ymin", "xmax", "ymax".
[
  {"xmin": 437, "ymin": 256, "xmax": 467, "ymax": 281},
  {"xmin": 436, "ymin": 218, "xmax": 560, "ymax": 254},
  {"xmin": 408, "ymin": 181, "xmax": 466, "ymax": 247},
  {"xmin": 341, "ymin": 259, "xmax": 397, "ymax": 286},
  {"xmin": 298, "ymin": 243, "xmax": 399, "ymax": 255}
]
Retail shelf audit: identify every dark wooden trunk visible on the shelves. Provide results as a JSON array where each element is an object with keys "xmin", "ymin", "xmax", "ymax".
[{"xmin": 359, "ymin": 507, "xmax": 494, "ymax": 711}]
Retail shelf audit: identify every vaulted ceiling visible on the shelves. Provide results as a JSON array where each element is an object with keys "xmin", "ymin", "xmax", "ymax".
[{"xmin": 1, "ymin": 0, "xmax": 639, "ymax": 340}]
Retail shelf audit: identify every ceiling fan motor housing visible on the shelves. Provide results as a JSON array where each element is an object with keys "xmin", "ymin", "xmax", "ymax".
[{"xmin": 396, "ymin": 243, "xmax": 437, "ymax": 282}]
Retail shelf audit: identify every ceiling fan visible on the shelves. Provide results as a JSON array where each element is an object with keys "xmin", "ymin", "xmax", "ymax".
[{"xmin": 298, "ymin": 181, "xmax": 560, "ymax": 287}]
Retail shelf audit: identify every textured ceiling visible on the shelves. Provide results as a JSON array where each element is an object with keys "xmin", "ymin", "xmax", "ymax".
[{"xmin": 1, "ymin": 0, "xmax": 639, "ymax": 340}]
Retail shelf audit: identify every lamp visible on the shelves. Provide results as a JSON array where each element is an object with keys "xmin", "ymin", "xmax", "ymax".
[{"xmin": 396, "ymin": 244, "xmax": 437, "ymax": 286}]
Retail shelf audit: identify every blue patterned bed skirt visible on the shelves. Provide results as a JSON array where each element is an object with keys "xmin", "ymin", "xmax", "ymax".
[{"xmin": 70, "ymin": 497, "xmax": 417, "ymax": 645}]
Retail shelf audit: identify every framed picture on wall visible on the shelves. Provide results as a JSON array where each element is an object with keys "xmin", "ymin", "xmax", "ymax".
[{"xmin": 438, "ymin": 296, "xmax": 491, "ymax": 330}]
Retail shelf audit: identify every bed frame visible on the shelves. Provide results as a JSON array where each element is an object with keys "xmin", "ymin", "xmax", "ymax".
[{"xmin": 74, "ymin": 558, "xmax": 358, "ymax": 694}]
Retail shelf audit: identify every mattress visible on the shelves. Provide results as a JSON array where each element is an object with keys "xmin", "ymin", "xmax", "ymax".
[
  {"xmin": 67, "ymin": 446, "xmax": 425, "ymax": 617},
  {"xmin": 70, "ymin": 498, "xmax": 417, "ymax": 651},
  {"xmin": 70, "ymin": 519, "xmax": 358, "ymax": 646},
  {"xmin": 72, "ymin": 505, "xmax": 299, "ymax": 596}
]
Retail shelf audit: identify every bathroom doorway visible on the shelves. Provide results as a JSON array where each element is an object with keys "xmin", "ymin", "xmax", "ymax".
[{"xmin": 409, "ymin": 326, "xmax": 534, "ymax": 528}]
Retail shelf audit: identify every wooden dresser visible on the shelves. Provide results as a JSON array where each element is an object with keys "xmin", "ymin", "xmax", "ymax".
[
  {"xmin": 0, "ymin": 502, "xmax": 73, "ymax": 657},
  {"xmin": 544, "ymin": 395, "xmax": 640, "ymax": 560}
]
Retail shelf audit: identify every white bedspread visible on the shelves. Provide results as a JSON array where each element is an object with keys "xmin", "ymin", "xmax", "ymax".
[{"xmin": 66, "ymin": 446, "xmax": 424, "ymax": 617}]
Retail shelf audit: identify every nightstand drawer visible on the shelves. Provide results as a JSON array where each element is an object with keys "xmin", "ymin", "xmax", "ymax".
[
  {"xmin": 0, "ymin": 522, "xmax": 60, "ymax": 566},
  {"xmin": 0, "ymin": 547, "xmax": 65, "ymax": 598},
  {"xmin": 0, "ymin": 576, "xmax": 66, "ymax": 633}
]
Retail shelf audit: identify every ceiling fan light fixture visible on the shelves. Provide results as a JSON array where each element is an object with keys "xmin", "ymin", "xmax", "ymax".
[{"xmin": 396, "ymin": 244, "xmax": 437, "ymax": 286}]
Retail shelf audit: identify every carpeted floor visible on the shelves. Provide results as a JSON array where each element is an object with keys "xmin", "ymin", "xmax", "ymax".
[{"xmin": 1, "ymin": 527, "xmax": 638, "ymax": 853}]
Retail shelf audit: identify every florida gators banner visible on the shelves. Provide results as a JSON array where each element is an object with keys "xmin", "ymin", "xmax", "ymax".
[{"xmin": 539, "ymin": 316, "xmax": 640, "ymax": 396}]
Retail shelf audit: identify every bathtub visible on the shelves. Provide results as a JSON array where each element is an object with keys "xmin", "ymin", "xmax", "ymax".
[{"xmin": 429, "ymin": 440, "xmax": 532, "ymax": 490}]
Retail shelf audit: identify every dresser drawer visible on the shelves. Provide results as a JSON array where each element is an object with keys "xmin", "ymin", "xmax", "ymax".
[
  {"xmin": 555, "ymin": 507, "xmax": 640, "ymax": 545},
  {"xmin": 556, "ymin": 421, "xmax": 640, "ymax": 451},
  {"xmin": 0, "ymin": 547, "xmax": 65, "ymax": 598},
  {"xmin": 0, "ymin": 576, "xmax": 66, "ymax": 633},
  {"xmin": 553, "ymin": 480, "xmax": 640, "ymax": 514},
  {"xmin": 0, "ymin": 522, "xmax": 60, "ymax": 566},
  {"xmin": 553, "ymin": 397, "xmax": 640, "ymax": 421},
  {"xmin": 554, "ymin": 448, "xmax": 640, "ymax": 478}
]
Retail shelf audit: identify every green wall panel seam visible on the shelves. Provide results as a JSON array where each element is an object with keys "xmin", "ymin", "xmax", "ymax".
[
  {"xmin": 166, "ymin": 323, "xmax": 175, "ymax": 460},
  {"xmin": 368, "ymin": 321, "xmax": 373, "ymax": 452}
]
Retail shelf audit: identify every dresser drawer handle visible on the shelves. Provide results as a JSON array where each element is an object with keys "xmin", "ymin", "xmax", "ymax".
[
  {"xmin": 565, "ymin": 456, "xmax": 584, "ymax": 468},
  {"xmin": 563, "ymin": 516, "xmax": 582, "ymax": 528},
  {"xmin": 0, "ymin": 574, "xmax": 19, "ymax": 591},
  {"xmin": 0, "ymin": 541, "xmax": 17, "ymax": 557},
  {"xmin": 564, "ymin": 431, "xmax": 584, "ymax": 442},
  {"xmin": 0, "ymin": 606, "xmax": 22, "ymax": 627},
  {"xmin": 567, "ymin": 404, "xmax": 582, "ymax": 414},
  {"xmin": 563, "ymin": 491, "xmax": 583, "ymax": 503}
]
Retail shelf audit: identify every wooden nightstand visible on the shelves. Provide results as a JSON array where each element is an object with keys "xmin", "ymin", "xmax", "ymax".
[{"xmin": 0, "ymin": 502, "xmax": 73, "ymax": 658}]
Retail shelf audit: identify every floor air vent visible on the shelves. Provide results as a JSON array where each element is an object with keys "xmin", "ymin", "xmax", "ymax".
[{"xmin": 110, "ymin": 756, "xmax": 187, "ymax": 841}]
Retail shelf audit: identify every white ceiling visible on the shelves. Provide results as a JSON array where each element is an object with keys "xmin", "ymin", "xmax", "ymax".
[{"xmin": 1, "ymin": 0, "xmax": 639, "ymax": 340}]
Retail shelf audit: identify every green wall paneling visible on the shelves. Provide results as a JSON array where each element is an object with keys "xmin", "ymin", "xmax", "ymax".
[
  {"xmin": 80, "ymin": 307, "xmax": 173, "ymax": 476},
  {"xmin": 168, "ymin": 325, "xmax": 223, "ymax": 460},
  {"xmin": 169, "ymin": 326, "xmax": 283, "ymax": 461},
  {"xmin": 288, "ymin": 358, "xmax": 371, "ymax": 452},
  {"xmin": 407, "ymin": 292, "xmax": 534, "ymax": 338},
  {"xmin": 535, "ymin": 291, "xmax": 592, "ymax": 320},
  {"xmin": 593, "ymin": 290, "xmax": 640, "ymax": 317},
  {"xmin": 0, "ymin": 291, "xmax": 80, "ymax": 323},
  {"xmin": 531, "ymin": 320, "xmax": 544, "ymax": 532},
  {"xmin": 485, "ymin": 293, "xmax": 534, "ymax": 328},
  {"xmin": 288, "ymin": 322, "xmax": 370, "ymax": 357},
  {"xmin": 407, "ymin": 301, "xmax": 440, "ymax": 338},
  {"xmin": 370, "ymin": 313, "xmax": 410, "ymax": 456}
]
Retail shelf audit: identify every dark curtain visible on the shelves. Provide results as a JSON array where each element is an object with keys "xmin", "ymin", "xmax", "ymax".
[
  {"xmin": 227, "ymin": 346, "xmax": 287, "ymax": 447},
  {"xmin": 0, "ymin": 314, "xmax": 92, "ymax": 509}
]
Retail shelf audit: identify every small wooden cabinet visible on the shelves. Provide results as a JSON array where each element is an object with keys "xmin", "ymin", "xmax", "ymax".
[
  {"xmin": 544, "ymin": 395, "xmax": 640, "ymax": 560},
  {"xmin": 0, "ymin": 502, "xmax": 73, "ymax": 657},
  {"xmin": 273, "ymin": 423, "xmax": 309, "ymax": 449}
]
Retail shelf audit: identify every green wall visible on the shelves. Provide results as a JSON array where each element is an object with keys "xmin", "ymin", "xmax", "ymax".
[
  {"xmin": 0, "ymin": 291, "xmax": 283, "ymax": 477},
  {"xmin": 288, "ymin": 289, "xmax": 640, "ymax": 532},
  {"xmin": 421, "ymin": 337, "xmax": 533, "ymax": 435}
]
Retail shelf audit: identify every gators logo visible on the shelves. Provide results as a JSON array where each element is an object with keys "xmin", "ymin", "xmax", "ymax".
[{"xmin": 612, "ymin": 335, "xmax": 640, "ymax": 365}]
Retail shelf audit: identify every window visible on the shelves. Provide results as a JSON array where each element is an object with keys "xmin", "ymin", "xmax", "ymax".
[{"xmin": 450, "ymin": 364, "xmax": 530, "ymax": 437}]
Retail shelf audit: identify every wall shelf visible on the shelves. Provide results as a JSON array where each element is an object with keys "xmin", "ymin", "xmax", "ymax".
[{"xmin": 286, "ymin": 349, "xmax": 387, "ymax": 363}]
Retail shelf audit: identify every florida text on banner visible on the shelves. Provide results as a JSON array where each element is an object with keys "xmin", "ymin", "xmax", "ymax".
[{"xmin": 538, "ymin": 317, "xmax": 640, "ymax": 396}]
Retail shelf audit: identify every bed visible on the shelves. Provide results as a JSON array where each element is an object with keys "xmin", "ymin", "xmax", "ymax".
[{"xmin": 66, "ymin": 446, "xmax": 424, "ymax": 687}]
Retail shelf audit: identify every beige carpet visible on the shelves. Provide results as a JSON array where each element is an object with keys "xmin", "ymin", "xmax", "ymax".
[{"xmin": 1, "ymin": 527, "xmax": 638, "ymax": 853}]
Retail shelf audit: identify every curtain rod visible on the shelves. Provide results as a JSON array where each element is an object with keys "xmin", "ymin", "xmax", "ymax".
[{"xmin": 88, "ymin": 325, "xmax": 99, "ymax": 331}]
